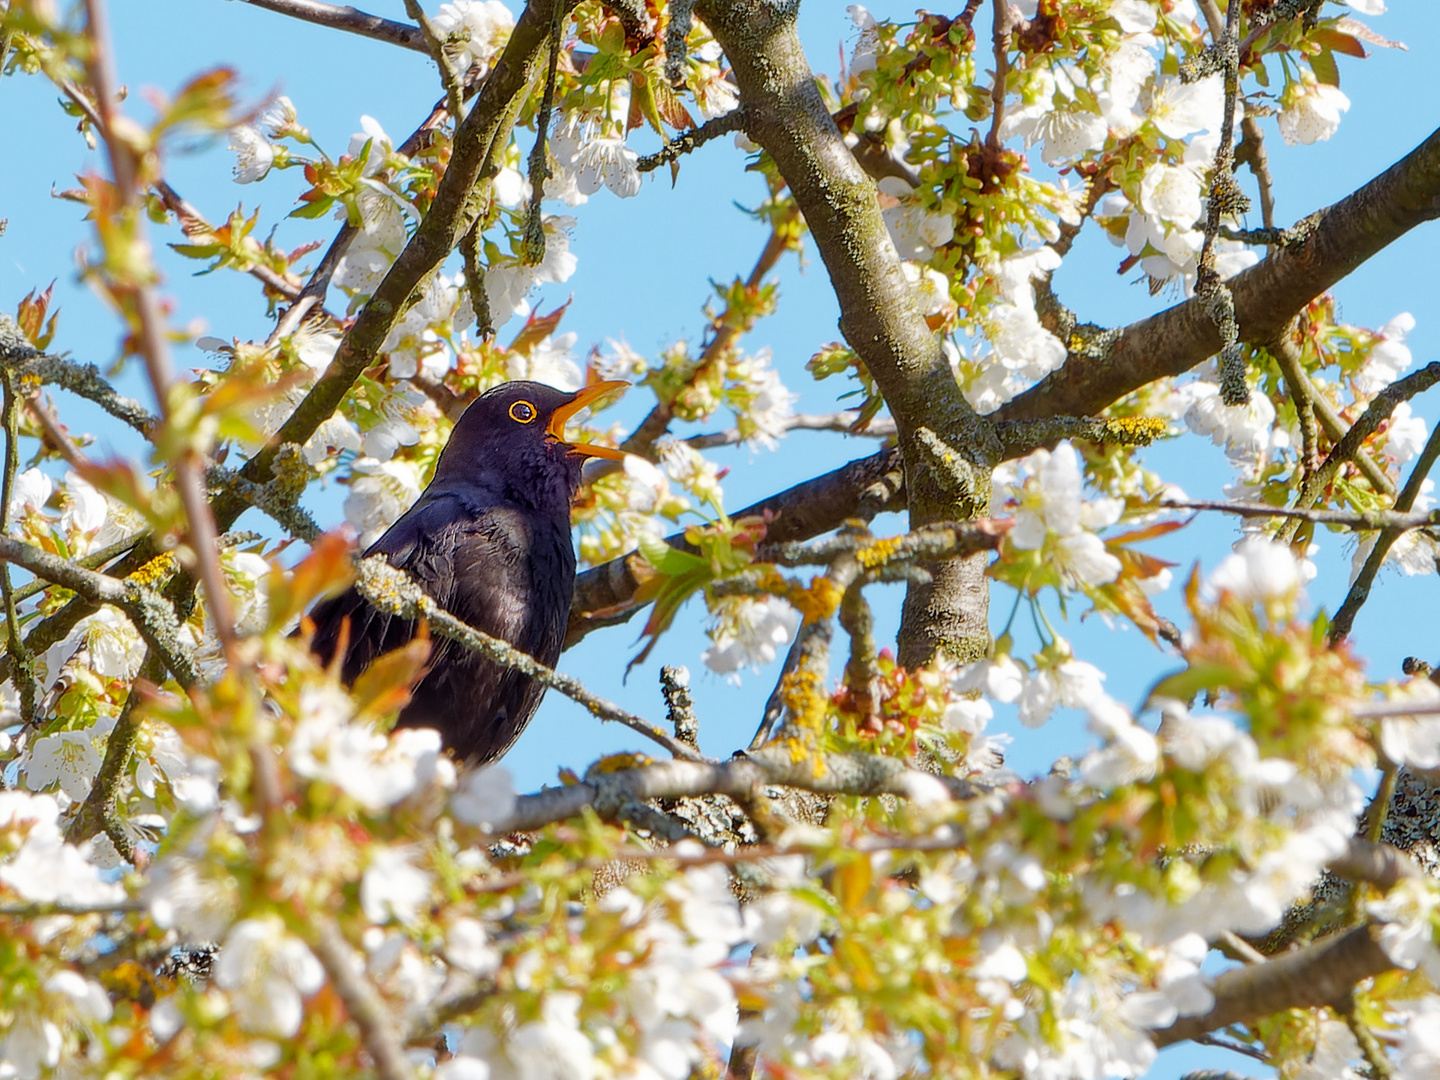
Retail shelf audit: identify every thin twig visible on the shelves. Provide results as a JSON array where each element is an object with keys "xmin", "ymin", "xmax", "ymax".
[
  {"xmin": 520, "ymin": 0, "xmax": 567, "ymax": 267},
  {"xmin": 1289, "ymin": 360, "xmax": 1440, "ymax": 534},
  {"xmin": 1330, "ymin": 418, "xmax": 1440, "ymax": 642},
  {"xmin": 83, "ymin": 0, "xmax": 238, "ymax": 661},
  {"xmin": 65, "ymin": 651, "xmax": 165, "ymax": 849},
  {"xmin": 402, "ymin": 0, "xmax": 464, "ymax": 121},
  {"xmin": 985, "ymin": 0, "xmax": 1010, "ymax": 151},
  {"xmin": 1192, "ymin": 0, "xmax": 1249, "ymax": 407},
  {"xmin": 1237, "ymin": 115, "xmax": 1276, "ymax": 231},
  {"xmin": 1267, "ymin": 326, "xmax": 1394, "ymax": 496},
  {"xmin": 459, "ymin": 219, "xmax": 492, "ymax": 341},
  {"xmin": 1161, "ymin": 499, "xmax": 1439, "ymax": 532},
  {"xmin": 154, "ymin": 180, "xmax": 305, "ymax": 303},
  {"xmin": 310, "ymin": 920, "xmax": 418, "ymax": 1080},
  {"xmin": 620, "ymin": 204, "xmax": 798, "ymax": 457},
  {"xmin": 354, "ymin": 556, "xmax": 710, "ymax": 763},
  {"xmin": 684, "ymin": 411, "xmax": 895, "ymax": 449},
  {"xmin": 234, "ymin": 0, "xmax": 428, "ymax": 52},
  {"xmin": 0, "ymin": 371, "xmax": 39, "ymax": 725},
  {"xmin": 753, "ymin": 628, "xmax": 808, "ymax": 749},
  {"xmin": 0, "ymin": 536, "xmax": 198, "ymax": 688},
  {"xmin": 636, "ymin": 109, "xmax": 748, "ymax": 173}
]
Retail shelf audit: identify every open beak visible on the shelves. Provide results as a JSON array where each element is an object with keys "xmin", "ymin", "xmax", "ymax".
[{"xmin": 547, "ymin": 380, "xmax": 629, "ymax": 460}]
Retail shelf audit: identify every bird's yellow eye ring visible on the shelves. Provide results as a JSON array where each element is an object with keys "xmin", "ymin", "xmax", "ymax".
[{"xmin": 509, "ymin": 400, "xmax": 537, "ymax": 424}]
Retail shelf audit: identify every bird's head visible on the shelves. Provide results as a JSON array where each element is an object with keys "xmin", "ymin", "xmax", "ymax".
[{"xmin": 433, "ymin": 380, "xmax": 629, "ymax": 506}]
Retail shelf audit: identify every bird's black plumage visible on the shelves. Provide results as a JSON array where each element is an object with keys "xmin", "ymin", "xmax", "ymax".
[{"xmin": 307, "ymin": 379, "xmax": 626, "ymax": 764}]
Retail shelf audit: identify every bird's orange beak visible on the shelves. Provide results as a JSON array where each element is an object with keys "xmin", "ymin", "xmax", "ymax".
[{"xmin": 547, "ymin": 380, "xmax": 629, "ymax": 460}]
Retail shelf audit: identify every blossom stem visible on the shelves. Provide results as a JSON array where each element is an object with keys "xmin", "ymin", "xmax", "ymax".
[{"xmin": 634, "ymin": 108, "xmax": 748, "ymax": 174}]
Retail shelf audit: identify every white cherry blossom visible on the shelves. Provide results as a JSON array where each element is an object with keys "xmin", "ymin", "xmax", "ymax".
[
  {"xmin": 227, "ymin": 125, "xmax": 275, "ymax": 183},
  {"xmin": 1206, "ymin": 536, "xmax": 1310, "ymax": 604},
  {"xmin": 451, "ymin": 765, "xmax": 517, "ymax": 829},
  {"xmin": 8, "ymin": 467, "xmax": 51, "ymax": 522},
  {"xmin": 1279, "ymin": 75, "xmax": 1350, "ymax": 145},
  {"xmin": 344, "ymin": 456, "xmax": 423, "ymax": 545},
  {"xmin": 702, "ymin": 595, "xmax": 800, "ymax": 681},
  {"xmin": 431, "ymin": 0, "xmax": 514, "ymax": 75},
  {"xmin": 214, "ymin": 915, "xmax": 326, "ymax": 1038},
  {"xmin": 361, "ymin": 846, "xmax": 432, "ymax": 925},
  {"xmin": 1356, "ymin": 311, "xmax": 1415, "ymax": 394}
]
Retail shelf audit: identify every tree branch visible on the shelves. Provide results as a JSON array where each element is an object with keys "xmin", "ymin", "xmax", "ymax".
[
  {"xmin": 1329, "ymin": 416, "xmax": 1440, "ymax": 642},
  {"xmin": 209, "ymin": 0, "xmax": 574, "ymax": 539},
  {"xmin": 310, "ymin": 920, "xmax": 418, "ymax": 1080},
  {"xmin": 997, "ymin": 126, "xmax": 1440, "ymax": 426},
  {"xmin": 566, "ymin": 446, "xmax": 905, "ymax": 647},
  {"xmin": 233, "ymin": 0, "xmax": 428, "ymax": 53},
  {"xmin": 684, "ymin": 410, "xmax": 895, "ymax": 449},
  {"xmin": 696, "ymin": 0, "xmax": 1000, "ymax": 669},
  {"xmin": 488, "ymin": 742, "xmax": 974, "ymax": 834},
  {"xmin": 1153, "ymin": 923, "xmax": 1396, "ymax": 1048},
  {"xmin": 1288, "ymin": 360, "xmax": 1440, "ymax": 530},
  {"xmin": 635, "ymin": 108, "xmax": 748, "ymax": 173},
  {"xmin": 0, "ymin": 321, "xmax": 158, "ymax": 436},
  {"xmin": 1163, "ymin": 499, "xmax": 1440, "ymax": 532},
  {"xmin": 0, "ymin": 537, "xmax": 199, "ymax": 688},
  {"xmin": 1266, "ymin": 325, "xmax": 1395, "ymax": 496}
]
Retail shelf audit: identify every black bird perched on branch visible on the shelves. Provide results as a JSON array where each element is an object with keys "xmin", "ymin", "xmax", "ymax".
[{"xmin": 307, "ymin": 379, "xmax": 627, "ymax": 764}]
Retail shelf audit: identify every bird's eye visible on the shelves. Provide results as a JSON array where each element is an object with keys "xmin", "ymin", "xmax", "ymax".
[{"xmin": 509, "ymin": 400, "xmax": 537, "ymax": 424}]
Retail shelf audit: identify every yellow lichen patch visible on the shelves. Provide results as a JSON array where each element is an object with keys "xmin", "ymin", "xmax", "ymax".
[
  {"xmin": 590, "ymin": 752, "xmax": 654, "ymax": 774},
  {"xmin": 780, "ymin": 668, "xmax": 828, "ymax": 734},
  {"xmin": 125, "ymin": 553, "xmax": 177, "ymax": 590},
  {"xmin": 1100, "ymin": 416, "xmax": 1168, "ymax": 446},
  {"xmin": 791, "ymin": 575, "xmax": 842, "ymax": 622},
  {"xmin": 855, "ymin": 535, "xmax": 906, "ymax": 570}
]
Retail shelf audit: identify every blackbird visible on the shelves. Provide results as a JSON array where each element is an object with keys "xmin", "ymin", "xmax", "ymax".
[{"xmin": 307, "ymin": 379, "xmax": 627, "ymax": 764}]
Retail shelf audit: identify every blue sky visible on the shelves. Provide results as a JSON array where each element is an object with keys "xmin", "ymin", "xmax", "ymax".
[{"xmin": 3, "ymin": 6, "xmax": 1439, "ymax": 1072}]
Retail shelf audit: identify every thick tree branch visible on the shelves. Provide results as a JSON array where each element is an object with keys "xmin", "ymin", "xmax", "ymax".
[
  {"xmin": 696, "ymin": 0, "xmax": 1000, "ymax": 668},
  {"xmin": 1152, "ymin": 923, "xmax": 1396, "ymax": 1048},
  {"xmin": 488, "ymin": 743, "xmax": 973, "ymax": 834},
  {"xmin": 209, "ymin": 0, "xmax": 574, "ymax": 537},
  {"xmin": 567, "ymin": 446, "xmax": 905, "ymax": 646},
  {"xmin": 998, "ymin": 126, "xmax": 1440, "ymax": 426}
]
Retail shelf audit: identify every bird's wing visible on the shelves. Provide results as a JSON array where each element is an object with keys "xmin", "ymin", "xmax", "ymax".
[
  {"xmin": 307, "ymin": 490, "xmax": 569, "ymax": 762},
  {"xmin": 306, "ymin": 491, "xmax": 489, "ymax": 683},
  {"xmin": 403, "ymin": 502, "xmax": 572, "ymax": 762}
]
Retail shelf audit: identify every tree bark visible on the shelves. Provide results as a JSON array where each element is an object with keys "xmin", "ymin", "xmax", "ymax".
[{"xmin": 695, "ymin": 0, "xmax": 999, "ymax": 667}]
